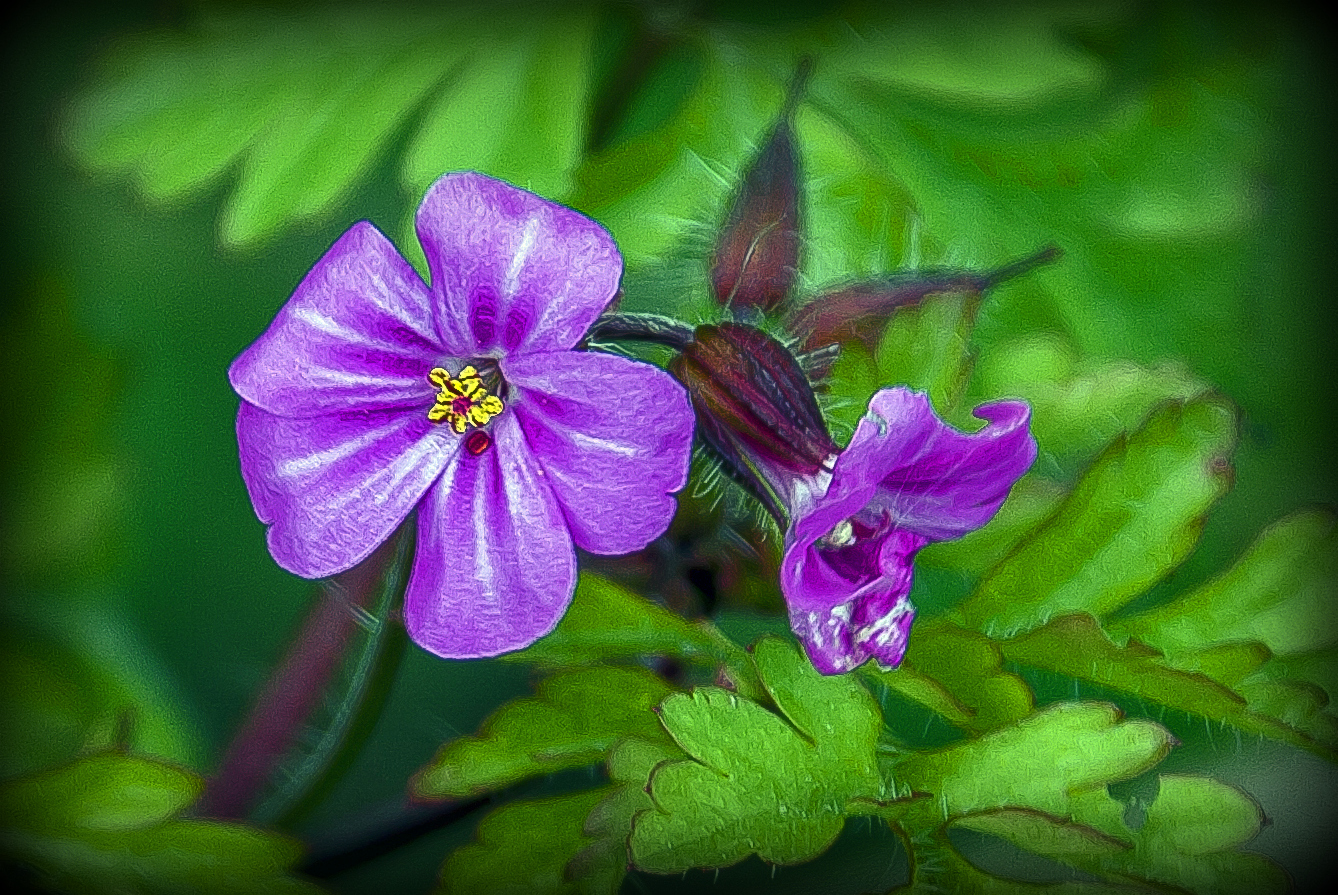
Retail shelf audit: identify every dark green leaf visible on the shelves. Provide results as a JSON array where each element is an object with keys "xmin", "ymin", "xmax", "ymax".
[{"xmin": 438, "ymin": 788, "xmax": 615, "ymax": 895}]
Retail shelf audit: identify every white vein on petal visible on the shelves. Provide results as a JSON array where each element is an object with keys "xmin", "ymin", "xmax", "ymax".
[
  {"xmin": 292, "ymin": 305, "xmax": 433, "ymax": 358},
  {"xmin": 277, "ymin": 416, "xmax": 407, "ymax": 479}
]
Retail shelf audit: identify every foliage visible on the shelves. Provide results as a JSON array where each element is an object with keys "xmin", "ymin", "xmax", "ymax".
[{"xmin": 11, "ymin": 0, "xmax": 1332, "ymax": 893}]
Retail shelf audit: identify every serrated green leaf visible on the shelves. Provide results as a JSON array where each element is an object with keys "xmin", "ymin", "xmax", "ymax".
[
  {"xmin": 438, "ymin": 788, "xmax": 615, "ymax": 895},
  {"xmin": 957, "ymin": 396, "xmax": 1237, "ymax": 635},
  {"xmin": 506, "ymin": 573, "xmax": 752, "ymax": 683},
  {"xmin": 1117, "ymin": 509, "xmax": 1338, "ymax": 657},
  {"xmin": 895, "ymin": 702, "xmax": 1174, "ymax": 823},
  {"xmin": 0, "ymin": 754, "xmax": 321, "ymax": 895},
  {"xmin": 413, "ymin": 666, "xmax": 673, "ymax": 800},
  {"xmin": 1062, "ymin": 776, "xmax": 1288, "ymax": 895},
  {"xmin": 869, "ymin": 620, "xmax": 1033, "ymax": 734},
  {"xmin": 629, "ymin": 637, "xmax": 890, "ymax": 872},
  {"xmin": 1002, "ymin": 614, "xmax": 1338, "ymax": 759}
]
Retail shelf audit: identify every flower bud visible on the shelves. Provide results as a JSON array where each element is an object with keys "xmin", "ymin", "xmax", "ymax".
[
  {"xmin": 670, "ymin": 321, "xmax": 837, "ymax": 520},
  {"xmin": 789, "ymin": 245, "xmax": 1062, "ymax": 351},
  {"xmin": 710, "ymin": 60, "xmax": 812, "ymax": 313}
]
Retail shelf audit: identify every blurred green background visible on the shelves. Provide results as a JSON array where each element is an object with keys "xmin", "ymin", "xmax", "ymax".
[{"xmin": 3, "ymin": 1, "xmax": 1335, "ymax": 892}]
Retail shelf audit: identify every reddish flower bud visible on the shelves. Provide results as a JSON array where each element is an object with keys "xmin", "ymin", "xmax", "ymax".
[
  {"xmin": 670, "ymin": 322, "xmax": 837, "ymax": 520},
  {"xmin": 789, "ymin": 245, "xmax": 1062, "ymax": 351},
  {"xmin": 710, "ymin": 60, "xmax": 812, "ymax": 313}
]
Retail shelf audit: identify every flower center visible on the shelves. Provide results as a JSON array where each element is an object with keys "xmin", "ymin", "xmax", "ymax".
[{"xmin": 427, "ymin": 365, "xmax": 504, "ymax": 433}]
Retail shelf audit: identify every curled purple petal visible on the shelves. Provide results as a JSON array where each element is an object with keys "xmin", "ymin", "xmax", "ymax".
[
  {"xmin": 229, "ymin": 222, "xmax": 442, "ymax": 417},
  {"xmin": 416, "ymin": 172, "xmax": 622, "ymax": 356},
  {"xmin": 236, "ymin": 402, "xmax": 454, "ymax": 579},
  {"xmin": 404, "ymin": 416, "xmax": 577, "ymax": 658},
  {"xmin": 506, "ymin": 350, "xmax": 693, "ymax": 555},
  {"xmin": 780, "ymin": 387, "xmax": 1035, "ymax": 672}
]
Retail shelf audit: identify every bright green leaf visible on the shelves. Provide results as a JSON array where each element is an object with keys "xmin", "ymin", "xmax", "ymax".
[
  {"xmin": 951, "ymin": 808, "xmax": 1129, "ymax": 861},
  {"xmin": 1117, "ymin": 509, "xmax": 1338, "ymax": 657},
  {"xmin": 894, "ymin": 702, "xmax": 1174, "ymax": 822},
  {"xmin": 869, "ymin": 620, "xmax": 1033, "ymax": 734},
  {"xmin": 413, "ymin": 665, "xmax": 673, "ymax": 799},
  {"xmin": 506, "ymin": 573, "xmax": 754, "ymax": 688},
  {"xmin": 629, "ymin": 637, "xmax": 892, "ymax": 872},
  {"xmin": 957, "ymin": 396, "xmax": 1237, "ymax": 635},
  {"xmin": 1002, "ymin": 614, "xmax": 1338, "ymax": 760},
  {"xmin": 970, "ymin": 333, "xmax": 1209, "ymax": 461},
  {"xmin": 438, "ymin": 788, "xmax": 615, "ymax": 895}
]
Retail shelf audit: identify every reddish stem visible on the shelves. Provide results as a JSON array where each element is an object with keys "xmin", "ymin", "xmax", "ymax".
[{"xmin": 197, "ymin": 539, "xmax": 397, "ymax": 820}]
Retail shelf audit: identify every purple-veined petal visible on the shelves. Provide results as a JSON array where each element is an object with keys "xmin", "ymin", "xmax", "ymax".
[
  {"xmin": 230, "ymin": 222, "xmax": 442, "ymax": 417},
  {"xmin": 404, "ymin": 414, "xmax": 577, "ymax": 658},
  {"xmin": 416, "ymin": 172, "xmax": 622, "ymax": 357},
  {"xmin": 505, "ymin": 350, "xmax": 693, "ymax": 555},
  {"xmin": 784, "ymin": 526, "xmax": 923, "ymax": 673},
  {"xmin": 237, "ymin": 401, "xmax": 453, "ymax": 578},
  {"xmin": 793, "ymin": 388, "xmax": 1036, "ymax": 552}
]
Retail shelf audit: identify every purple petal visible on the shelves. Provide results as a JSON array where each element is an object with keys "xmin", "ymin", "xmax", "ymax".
[
  {"xmin": 505, "ymin": 351, "xmax": 693, "ymax": 555},
  {"xmin": 404, "ymin": 414, "xmax": 577, "ymax": 658},
  {"xmin": 230, "ymin": 222, "xmax": 443, "ymax": 417},
  {"xmin": 794, "ymin": 388, "xmax": 1036, "ymax": 551},
  {"xmin": 784, "ymin": 524, "xmax": 923, "ymax": 673},
  {"xmin": 415, "ymin": 172, "xmax": 622, "ymax": 356},
  {"xmin": 236, "ymin": 402, "xmax": 453, "ymax": 578}
]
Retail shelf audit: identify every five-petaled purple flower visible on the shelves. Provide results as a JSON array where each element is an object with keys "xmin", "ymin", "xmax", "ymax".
[
  {"xmin": 228, "ymin": 172, "xmax": 693, "ymax": 659},
  {"xmin": 772, "ymin": 389, "xmax": 1036, "ymax": 674}
]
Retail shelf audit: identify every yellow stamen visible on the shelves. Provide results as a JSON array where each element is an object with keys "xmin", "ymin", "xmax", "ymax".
[{"xmin": 427, "ymin": 366, "xmax": 504, "ymax": 432}]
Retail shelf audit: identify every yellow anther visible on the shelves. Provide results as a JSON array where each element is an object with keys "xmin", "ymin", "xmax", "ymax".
[{"xmin": 427, "ymin": 366, "xmax": 504, "ymax": 432}]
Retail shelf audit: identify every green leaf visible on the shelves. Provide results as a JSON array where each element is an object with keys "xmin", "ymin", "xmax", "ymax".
[
  {"xmin": 1062, "ymin": 776, "xmax": 1289, "ymax": 894},
  {"xmin": 629, "ymin": 637, "xmax": 892, "ymax": 872},
  {"xmin": 875, "ymin": 292, "xmax": 978, "ymax": 421},
  {"xmin": 1002, "ymin": 614, "xmax": 1338, "ymax": 760},
  {"xmin": 872, "ymin": 621, "xmax": 1033, "ymax": 735},
  {"xmin": 413, "ymin": 666, "xmax": 674, "ymax": 800},
  {"xmin": 63, "ymin": 5, "xmax": 600, "ymax": 249},
  {"xmin": 894, "ymin": 702, "xmax": 1174, "ymax": 823},
  {"xmin": 956, "ymin": 396, "xmax": 1238, "ymax": 635},
  {"xmin": 0, "ymin": 754, "xmax": 321, "ymax": 895},
  {"xmin": 1116, "ymin": 509, "xmax": 1338, "ymax": 657},
  {"xmin": 438, "ymin": 788, "xmax": 615, "ymax": 895},
  {"xmin": 971, "ymin": 333, "xmax": 1209, "ymax": 461},
  {"xmin": 506, "ymin": 573, "xmax": 756, "ymax": 691},
  {"xmin": 917, "ymin": 474, "xmax": 1068, "ymax": 579}
]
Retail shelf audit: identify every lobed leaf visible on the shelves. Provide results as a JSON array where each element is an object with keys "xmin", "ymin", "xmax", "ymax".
[
  {"xmin": 1002, "ymin": 614, "xmax": 1338, "ymax": 759},
  {"xmin": 629, "ymin": 637, "xmax": 892, "ymax": 872},
  {"xmin": 894, "ymin": 702, "xmax": 1174, "ymax": 823},
  {"xmin": 957, "ymin": 395, "xmax": 1237, "ymax": 635},
  {"xmin": 413, "ymin": 665, "xmax": 674, "ymax": 800},
  {"xmin": 1116, "ymin": 509, "xmax": 1338, "ymax": 658},
  {"xmin": 437, "ymin": 788, "xmax": 616, "ymax": 895},
  {"xmin": 868, "ymin": 620, "xmax": 1033, "ymax": 735}
]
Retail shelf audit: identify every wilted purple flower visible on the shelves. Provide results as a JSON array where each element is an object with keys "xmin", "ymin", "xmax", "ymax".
[
  {"xmin": 229, "ymin": 172, "xmax": 693, "ymax": 659},
  {"xmin": 673, "ymin": 323, "xmax": 1034, "ymax": 674},
  {"xmin": 776, "ymin": 388, "xmax": 1035, "ymax": 674}
]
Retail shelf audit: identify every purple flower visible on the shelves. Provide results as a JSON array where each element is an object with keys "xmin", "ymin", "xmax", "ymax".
[
  {"xmin": 228, "ymin": 172, "xmax": 693, "ymax": 659},
  {"xmin": 774, "ymin": 388, "xmax": 1036, "ymax": 674}
]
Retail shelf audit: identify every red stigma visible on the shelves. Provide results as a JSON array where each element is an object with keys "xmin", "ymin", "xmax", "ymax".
[{"xmin": 465, "ymin": 430, "xmax": 492, "ymax": 456}]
